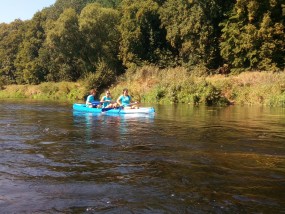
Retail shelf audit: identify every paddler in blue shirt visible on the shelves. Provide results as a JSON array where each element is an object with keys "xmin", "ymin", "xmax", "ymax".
[
  {"xmin": 86, "ymin": 89, "xmax": 96, "ymax": 108},
  {"xmin": 100, "ymin": 90, "xmax": 117, "ymax": 108},
  {"xmin": 116, "ymin": 88, "xmax": 139, "ymax": 109}
]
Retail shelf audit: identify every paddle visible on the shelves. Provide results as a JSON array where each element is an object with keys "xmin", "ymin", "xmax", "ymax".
[
  {"xmin": 101, "ymin": 107, "xmax": 113, "ymax": 112},
  {"xmin": 101, "ymin": 101, "xmax": 139, "ymax": 112},
  {"xmin": 102, "ymin": 106, "xmax": 123, "ymax": 112},
  {"xmin": 91, "ymin": 101, "xmax": 101, "ymax": 107}
]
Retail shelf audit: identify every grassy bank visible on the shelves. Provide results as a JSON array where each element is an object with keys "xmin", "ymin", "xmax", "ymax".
[
  {"xmin": 0, "ymin": 82, "xmax": 86, "ymax": 103},
  {"xmin": 1, "ymin": 66, "xmax": 285, "ymax": 107},
  {"xmin": 111, "ymin": 66, "xmax": 285, "ymax": 107}
]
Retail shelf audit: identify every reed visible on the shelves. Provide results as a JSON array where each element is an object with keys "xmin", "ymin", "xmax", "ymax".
[
  {"xmin": 111, "ymin": 67, "xmax": 285, "ymax": 106},
  {"xmin": 0, "ymin": 82, "xmax": 86, "ymax": 102},
  {"xmin": 1, "ymin": 67, "xmax": 284, "ymax": 106}
]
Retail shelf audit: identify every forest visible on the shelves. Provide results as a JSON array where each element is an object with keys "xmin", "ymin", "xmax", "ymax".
[{"xmin": 0, "ymin": 0, "xmax": 284, "ymax": 103}]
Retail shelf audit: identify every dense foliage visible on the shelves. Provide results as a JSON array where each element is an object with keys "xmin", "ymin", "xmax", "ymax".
[{"xmin": 0, "ymin": 0, "xmax": 284, "ymax": 90}]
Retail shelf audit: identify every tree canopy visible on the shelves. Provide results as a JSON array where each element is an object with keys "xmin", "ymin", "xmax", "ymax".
[{"xmin": 0, "ymin": 0, "xmax": 284, "ymax": 87}]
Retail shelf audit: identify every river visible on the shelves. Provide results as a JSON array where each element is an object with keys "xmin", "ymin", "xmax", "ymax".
[{"xmin": 0, "ymin": 99, "xmax": 284, "ymax": 213}]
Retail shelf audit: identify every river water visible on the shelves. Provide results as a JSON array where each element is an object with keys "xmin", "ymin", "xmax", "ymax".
[{"xmin": 0, "ymin": 99, "xmax": 284, "ymax": 213}]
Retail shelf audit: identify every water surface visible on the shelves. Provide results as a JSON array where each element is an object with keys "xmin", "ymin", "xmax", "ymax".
[{"xmin": 0, "ymin": 100, "xmax": 284, "ymax": 213}]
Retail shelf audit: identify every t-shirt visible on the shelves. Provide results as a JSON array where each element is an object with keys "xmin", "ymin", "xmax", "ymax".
[
  {"xmin": 86, "ymin": 95, "xmax": 95, "ymax": 107},
  {"xmin": 118, "ymin": 95, "xmax": 131, "ymax": 107},
  {"xmin": 101, "ymin": 96, "xmax": 112, "ymax": 108}
]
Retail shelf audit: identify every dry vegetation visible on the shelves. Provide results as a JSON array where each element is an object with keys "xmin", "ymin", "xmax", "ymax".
[
  {"xmin": 1, "ymin": 66, "xmax": 285, "ymax": 107},
  {"xmin": 111, "ymin": 66, "xmax": 285, "ymax": 106}
]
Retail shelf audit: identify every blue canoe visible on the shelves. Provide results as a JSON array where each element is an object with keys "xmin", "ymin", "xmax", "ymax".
[{"xmin": 73, "ymin": 103, "xmax": 155, "ymax": 114}]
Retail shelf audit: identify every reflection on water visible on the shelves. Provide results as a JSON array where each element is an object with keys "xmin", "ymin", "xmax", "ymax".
[
  {"xmin": 0, "ymin": 100, "xmax": 284, "ymax": 213},
  {"xmin": 72, "ymin": 111, "xmax": 155, "ymax": 146}
]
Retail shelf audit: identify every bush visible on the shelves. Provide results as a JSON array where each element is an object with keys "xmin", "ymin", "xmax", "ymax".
[{"xmin": 81, "ymin": 60, "xmax": 116, "ymax": 93}]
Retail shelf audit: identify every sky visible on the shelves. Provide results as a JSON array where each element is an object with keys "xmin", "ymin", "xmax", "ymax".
[{"xmin": 0, "ymin": 0, "xmax": 56, "ymax": 23}]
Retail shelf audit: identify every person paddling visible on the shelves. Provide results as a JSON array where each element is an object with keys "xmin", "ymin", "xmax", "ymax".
[
  {"xmin": 116, "ymin": 88, "xmax": 139, "ymax": 109},
  {"xmin": 86, "ymin": 89, "xmax": 97, "ymax": 108},
  {"xmin": 100, "ymin": 90, "xmax": 118, "ymax": 108}
]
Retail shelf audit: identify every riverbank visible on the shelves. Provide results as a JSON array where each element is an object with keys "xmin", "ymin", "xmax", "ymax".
[
  {"xmin": 105, "ymin": 66, "xmax": 285, "ymax": 107},
  {"xmin": 1, "ymin": 66, "xmax": 284, "ymax": 107},
  {"xmin": 0, "ymin": 82, "xmax": 86, "ymax": 103}
]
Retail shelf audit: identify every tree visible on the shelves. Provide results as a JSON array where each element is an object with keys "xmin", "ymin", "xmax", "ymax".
[
  {"xmin": 45, "ymin": 8, "xmax": 84, "ymax": 81},
  {"xmin": 119, "ymin": 0, "xmax": 176, "ymax": 68},
  {"xmin": 160, "ymin": 0, "xmax": 231, "ymax": 69},
  {"xmin": 45, "ymin": 0, "xmax": 95, "ymax": 21},
  {"xmin": 0, "ymin": 20, "xmax": 25, "ymax": 84},
  {"xmin": 95, "ymin": 0, "xmax": 122, "ymax": 8},
  {"xmin": 79, "ymin": 3, "xmax": 121, "ymax": 72},
  {"xmin": 45, "ymin": 0, "xmax": 122, "ymax": 21},
  {"xmin": 220, "ymin": 0, "xmax": 284, "ymax": 71},
  {"xmin": 257, "ymin": 12, "xmax": 284, "ymax": 70},
  {"xmin": 14, "ymin": 12, "xmax": 48, "ymax": 84}
]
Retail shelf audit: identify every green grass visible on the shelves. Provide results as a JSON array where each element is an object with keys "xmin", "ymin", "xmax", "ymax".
[
  {"xmin": 1, "ymin": 67, "xmax": 284, "ymax": 107},
  {"xmin": 110, "ymin": 66, "xmax": 285, "ymax": 106},
  {"xmin": 0, "ymin": 82, "xmax": 86, "ymax": 102}
]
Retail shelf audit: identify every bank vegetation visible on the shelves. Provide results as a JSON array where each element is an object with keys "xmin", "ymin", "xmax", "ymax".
[
  {"xmin": 1, "ymin": 66, "xmax": 285, "ymax": 107},
  {"xmin": 0, "ymin": 0, "xmax": 284, "ymax": 106}
]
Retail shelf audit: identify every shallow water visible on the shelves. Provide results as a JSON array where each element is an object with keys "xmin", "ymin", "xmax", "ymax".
[{"xmin": 0, "ymin": 99, "xmax": 284, "ymax": 213}]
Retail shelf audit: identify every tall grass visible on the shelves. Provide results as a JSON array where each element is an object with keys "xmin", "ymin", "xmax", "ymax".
[
  {"xmin": 207, "ymin": 71, "xmax": 285, "ymax": 106},
  {"xmin": 0, "ymin": 82, "xmax": 86, "ymax": 102},
  {"xmin": 1, "ymin": 67, "xmax": 284, "ymax": 106},
  {"xmin": 111, "ymin": 66, "xmax": 285, "ymax": 106},
  {"xmin": 111, "ymin": 66, "xmax": 229, "ymax": 106}
]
